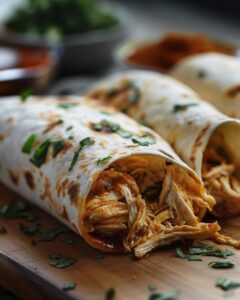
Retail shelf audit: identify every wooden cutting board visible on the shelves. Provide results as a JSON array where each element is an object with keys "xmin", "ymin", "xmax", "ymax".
[{"xmin": 1, "ymin": 183, "xmax": 240, "ymax": 300}]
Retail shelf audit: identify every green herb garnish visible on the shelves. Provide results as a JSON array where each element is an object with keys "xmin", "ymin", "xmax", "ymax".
[
  {"xmin": 105, "ymin": 287, "xmax": 116, "ymax": 300},
  {"xmin": 132, "ymin": 135, "xmax": 156, "ymax": 146},
  {"xmin": 50, "ymin": 257, "xmax": 76, "ymax": 269},
  {"xmin": 148, "ymin": 284, "xmax": 157, "ymax": 292},
  {"xmin": 69, "ymin": 137, "xmax": 95, "ymax": 171},
  {"xmin": 0, "ymin": 225, "xmax": 6, "ymax": 233},
  {"xmin": 173, "ymin": 103, "xmax": 198, "ymax": 113},
  {"xmin": 175, "ymin": 247, "xmax": 202, "ymax": 261},
  {"xmin": 64, "ymin": 239, "xmax": 75, "ymax": 245},
  {"xmin": 19, "ymin": 223, "xmax": 40, "ymax": 236},
  {"xmin": 97, "ymin": 156, "xmax": 111, "ymax": 165},
  {"xmin": 117, "ymin": 129, "xmax": 132, "ymax": 138},
  {"xmin": 208, "ymin": 260, "xmax": 234, "ymax": 269},
  {"xmin": 52, "ymin": 140, "xmax": 65, "ymax": 158},
  {"xmin": 216, "ymin": 277, "xmax": 240, "ymax": 291},
  {"xmin": 93, "ymin": 119, "xmax": 120, "ymax": 133},
  {"xmin": 66, "ymin": 126, "xmax": 73, "ymax": 131},
  {"xmin": 57, "ymin": 103, "xmax": 78, "ymax": 109},
  {"xmin": 149, "ymin": 291, "xmax": 179, "ymax": 300},
  {"xmin": 68, "ymin": 136, "xmax": 74, "ymax": 140},
  {"xmin": 49, "ymin": 253, "xmax": 63, "ymax": 260},
  {"xmin": 22, "ymin": 134, "xmax": 36, "ymax": 154},
  {"xmin": 63, "ymin": 281, "xmax": 76, "ymax": 291},
  {"xmin": 40, "ymin": 226, "xmax": 71, "ymax": 241},
  {"xmin": 20, "ymin": 88, "xmax": 32, "ymax": 102},
  {"xmin": 197, "ymin": 69, "xmax": 206, "ymax": 78},
  {"xmin": 30, "ymin": 139, "xmax": 51, "ymax": 167},
  {"xmin": 0, "ymin": 200, "xmax": 37, "ymax": 221}
]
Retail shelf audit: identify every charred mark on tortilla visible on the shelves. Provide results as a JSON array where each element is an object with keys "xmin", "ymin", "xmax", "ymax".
[
  {"xmin": 30, "ymin": 139, "xmax": 51, "ymax": 167},
  {"xmin": 69, "ymin": 137, "xmax": 95, "ymax": 171},
  {"xmin": 8, "ymin": 170, "xmax": 19, "ymax": 186},
  {"xmin": 226, "ymin": 85, "xmax": 240, "ymax": 98},
  {"xmin": 173, "ymin": 103, "xmax": 198, "ymax": 113},
  {"xmin": 43, "ymin": 119, "xmax": 64, "ymax": 134},
  {"xmin": 0, "ymin": 133, "xmax": 5, "ymax": 142},
  {"xmin": 68, "ymin": 183, "xmax": 80, "ymax": 203},
  {"xmin": 24, "ymin": 171, "xmax": 35, "ymax": 190},
  {"xmin": 22, "ymin": 134, "xmax": 36, "ymax": 154}
]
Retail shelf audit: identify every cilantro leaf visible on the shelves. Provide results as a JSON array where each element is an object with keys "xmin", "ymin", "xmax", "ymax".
[
  {"xmin": 216, "ymin": 277, "xmax": 240, "ymax": 291},
  {"xmin": 63, "ymin": 281, "xmax": 76, "ymax": 291},
  {"xmin": 52, "ymin": 140, "xmax": 65, "ymax": 158},
  {"xmin": 40, "ymin": 226, "xmax": 71, "ymax": 241},
  {"xmin": 208, "ymin": 260, "xmax": 234, "ymax": 269},
  {"xmin": 149, "ymin": 291, "xmax": 179, "ymax": 300},
  {"xmin": 132, "ymin": 135, "xmax": 156, "ymax": 146},
  {"xmin": 50, "ymin": 257, "xmax": 76, "ymax": 268},
  {"xmin": 173, "ymin": 103, "xmax": 198, "ymax": 113},
  {"xmin": 97, "ymin": 156, "xmax": 111, "ymax": 165},
  {"xmin": 20, "ymin": 88, "xmax": 32, "ymax": 102},
  {"xmin": 22, "ymin": 134, "xmax": 36, "ymax": 153},
  {"xmin": 105, "ymin": 287, "xmax": 116, "ymax": 300},
  {"xmin": 30, "ymin": 139, "xmax": 51, "ymax": 167}
]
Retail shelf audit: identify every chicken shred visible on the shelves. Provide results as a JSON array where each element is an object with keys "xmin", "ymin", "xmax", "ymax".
[{"xmin": 84, "ymin": 157, "xmax": 225, "ymax": 258}]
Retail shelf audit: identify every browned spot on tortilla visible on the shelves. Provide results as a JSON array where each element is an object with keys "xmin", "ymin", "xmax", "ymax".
[
  {"xmin": 24, "ymin": 171, "xmax": 35, "ymax": 190},
  {"xmin": 88, "ymin": 89, "xmax": 106, "ymax": 101},
  {"xmin": 56, "ymin": 178, "xmax": 70, "ymax": 198},
  {"xmin": 187, "ymin": 120, "xmax": 193, "ymax": 125},
  {"xmin": 0, "ymin": 134, "xmax": 5, "ymax": 142},
  {"xmin": 39, "ymin": 112, "xmax": 61, "ymax": 123},
  {"xmin": 6, "ymin": 117, "xmax": 14, "ymax": 124},
  {"xmin": 60, "ymin": 141, "xmax": 73, "ymax": 155},
  {"xmin": 190, "ymin": 121, "xmax": 211, "ymax": 166},
  {"xmin": 61, "ymin": 206, "xmax": 70, "ymax": 222},
  {"xmin": 68, "ymin": 183, "xmax": 80, "ymax": 204},
  {"xmin": 43, "ymin": 118, "xmax": 63, "ymax": 134},
  {"xmin": 226, "ymin": 85, "xmax": 240, "ymax": 98},
  {"xmin": 40, "ymin": 177, "xmax": 52, "ymax": 201},
  {"xmin": 8, "ymin": 170, "xmax": 19, "ymax": 186}
]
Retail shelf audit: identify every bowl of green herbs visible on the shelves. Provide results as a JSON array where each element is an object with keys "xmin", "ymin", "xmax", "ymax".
[{"xmin": 2, "ymin": 0, "xmax": 128, "ymax": 74}]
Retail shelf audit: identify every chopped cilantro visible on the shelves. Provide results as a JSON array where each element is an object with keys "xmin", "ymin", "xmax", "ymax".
[
  {"xmin": 49, "ymin": 253, "xmax": 63, "ymax": 260},
  {"xmin": 57, "ymin": 103, "xmax": 78, "ymax": 109},
  {"xmin": 132, "ymin": 135, "xmax": 156, "ymax": 146},
  {"xmin": 63, "ymin": 281, "xmax": 76, "ymax": 291},
  {"xmin": 66, "ymin": 126, "xmax": 73, "ymax": 131},
  {"xmin": 149, "ymin": 291, "xmax": 179, "ymax": 300},
  {"xmin": 97, "ymin": 156, "xmax": 111, "ymax": 165},
  {"xmin": 148, "ymin": 284, "xmax": 157, "ymax": 292},
  {"xmin": 94, "ymin": 253, "xmax": 105, "ymax": 260},
  {"xmin": 64, "ymin": 239, "xmax": 75, "ymax": 245},
  {"xmin": 117, "ymin": 129, "xmax": 132, "ymax": 138},
  {"xmin": 208, "ymin": 260, "xmax": 234, "ymax": 269},
  {"xmin": 197, "ymin": 69, "xmax": 206, "ymax": 78},
  {"xmin": 40, "ymin": 226, "xmax": 71, "ymax": 241},
  {"xmin": 50, "ymin": 257, "xmax": 76, "ymax": 268},
  {"xmin": 30, "ymin": 139, "xmax": 51, "ymax": 167},
  {"xmin": 22, "ymin": 134, "xmax": 36, "ymax": 153},
  {"xmin": 20, "ymin": 88, "xmax": 32, "ymax": 102},
  {"xmin": 52, "ymin": 140, "xmax": 65, "ymax": 158},
  {"xmin": 19, "ymin": 223, "xmax": 40, "ymax": 236},
  {"xmin": 216, "ymin": 277, "xmax": 240, "ymax": 291},
  {"xmin": 173, "ymin": 103, "xmax": 198, "ymax": 113},
  {"xmin": 0, "ymin": 200, "xmax": 37, "ymax": 221},
  {"xmin": 69, "ymin": 137, "xmax": 95, "ymax": 171}
]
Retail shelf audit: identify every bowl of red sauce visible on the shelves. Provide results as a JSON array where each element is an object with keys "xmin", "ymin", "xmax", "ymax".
[{"xmin": 116, "ymin": 32, "xmax": 236, "ymax": 73}]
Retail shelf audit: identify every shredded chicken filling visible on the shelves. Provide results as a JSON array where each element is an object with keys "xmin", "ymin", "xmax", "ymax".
[
  {"xmin": 203, "ymin": 140, "xmax": 240, "ymax": 217},
  {"xmin": 84, "ymin": 157, "xmax": 221, "ymax": 257}
]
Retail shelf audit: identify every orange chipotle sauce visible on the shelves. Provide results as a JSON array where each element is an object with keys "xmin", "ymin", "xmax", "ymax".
[{"xmin": 127, "ymin": 32, "xmax": 235, "ymax": 72}]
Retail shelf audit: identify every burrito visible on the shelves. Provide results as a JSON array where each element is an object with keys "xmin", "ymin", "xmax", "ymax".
[
  {"xmin": 169, "ymin": 53, "xmax": 240, "ymax": 118},
  {"xmin": 0, "ymin": 96, "xmax": 220, "ymax": 258},
  {"xmin": 88, "ymin": 71, "xmax": 240, "ymax": 225}
]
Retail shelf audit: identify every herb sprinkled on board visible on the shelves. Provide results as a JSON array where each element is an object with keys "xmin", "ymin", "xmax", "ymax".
[
  {"xmin": 173, "ymin": 103, "xmax": 198, "ymax": 113},
  {"xmin": 0, "ymin": 200, "xmax": 37, "ymax": 221},
  {"xmin": 132, "ymin": 135, "xmax": 156, "ymax": 146},
  {"xmin": 94, "ymin": 253, "xmax": 105, "ymax": 260},
  {"xmin": 216, "ymin": 277, "xmax": 240, "ymax": 291},
  {"xmin": 19, "ymin": 223, "xmax": 40, "ymax": 236},
  {"xmin": 40, "ymin": 226, "xmax": 71, "ymax": 241},
  {"xmin": 105, "ymin": 287, "xmax": 116, "ymax": 300},
  {"xmin": 69, "ymin": 137, "xmax": 95, "ymax": 171},
  {"xmin": 63, "ymin": 281, "xmax": 76, "ymax": 291},
  {"xmin": 20, "ymin": 88, "xmax": 32, "ymax": 102},
  {"xmin": 22, "ymin": 134, "xmax": 36, "ymax": 153},
  {"xmin": 50, "ymin": 257, "xmax": 76, "ymax": 269},
  {"xmin": 148, "ymin": 284, "xmax": 157, "ymax": 292},
  {"xmin": 149, "ymin": 291, "xmax": 179, "ymax": 300},
  {"xmin": 208, "ymin": 260, "xmax": 234, "ymax": 269},
  {"xmin": 97, "ymin": 156, "xmax": 111, "ymax": 165}
]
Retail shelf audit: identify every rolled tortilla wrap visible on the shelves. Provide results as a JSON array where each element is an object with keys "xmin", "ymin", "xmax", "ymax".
[
  {"xmin": 88, "ymin": 71, "xmax": 240, "ymax": 223},
  {"xmin": 169, "ymin": 53, "xmax": 240, "ymax": 118},
  {"xmin": 0, "ymin": 96, "xmax": 219, "ymax": 257}
]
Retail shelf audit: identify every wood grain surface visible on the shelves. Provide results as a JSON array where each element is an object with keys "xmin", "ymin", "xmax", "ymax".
[{"xmin": 1, "ymin": 182, "xmax": 240, "ymax": 300}]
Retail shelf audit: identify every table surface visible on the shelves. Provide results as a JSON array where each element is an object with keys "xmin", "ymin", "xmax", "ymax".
[{"xmin": 1, "ymin": 1, "xmax": 240, "ymax": 299}]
